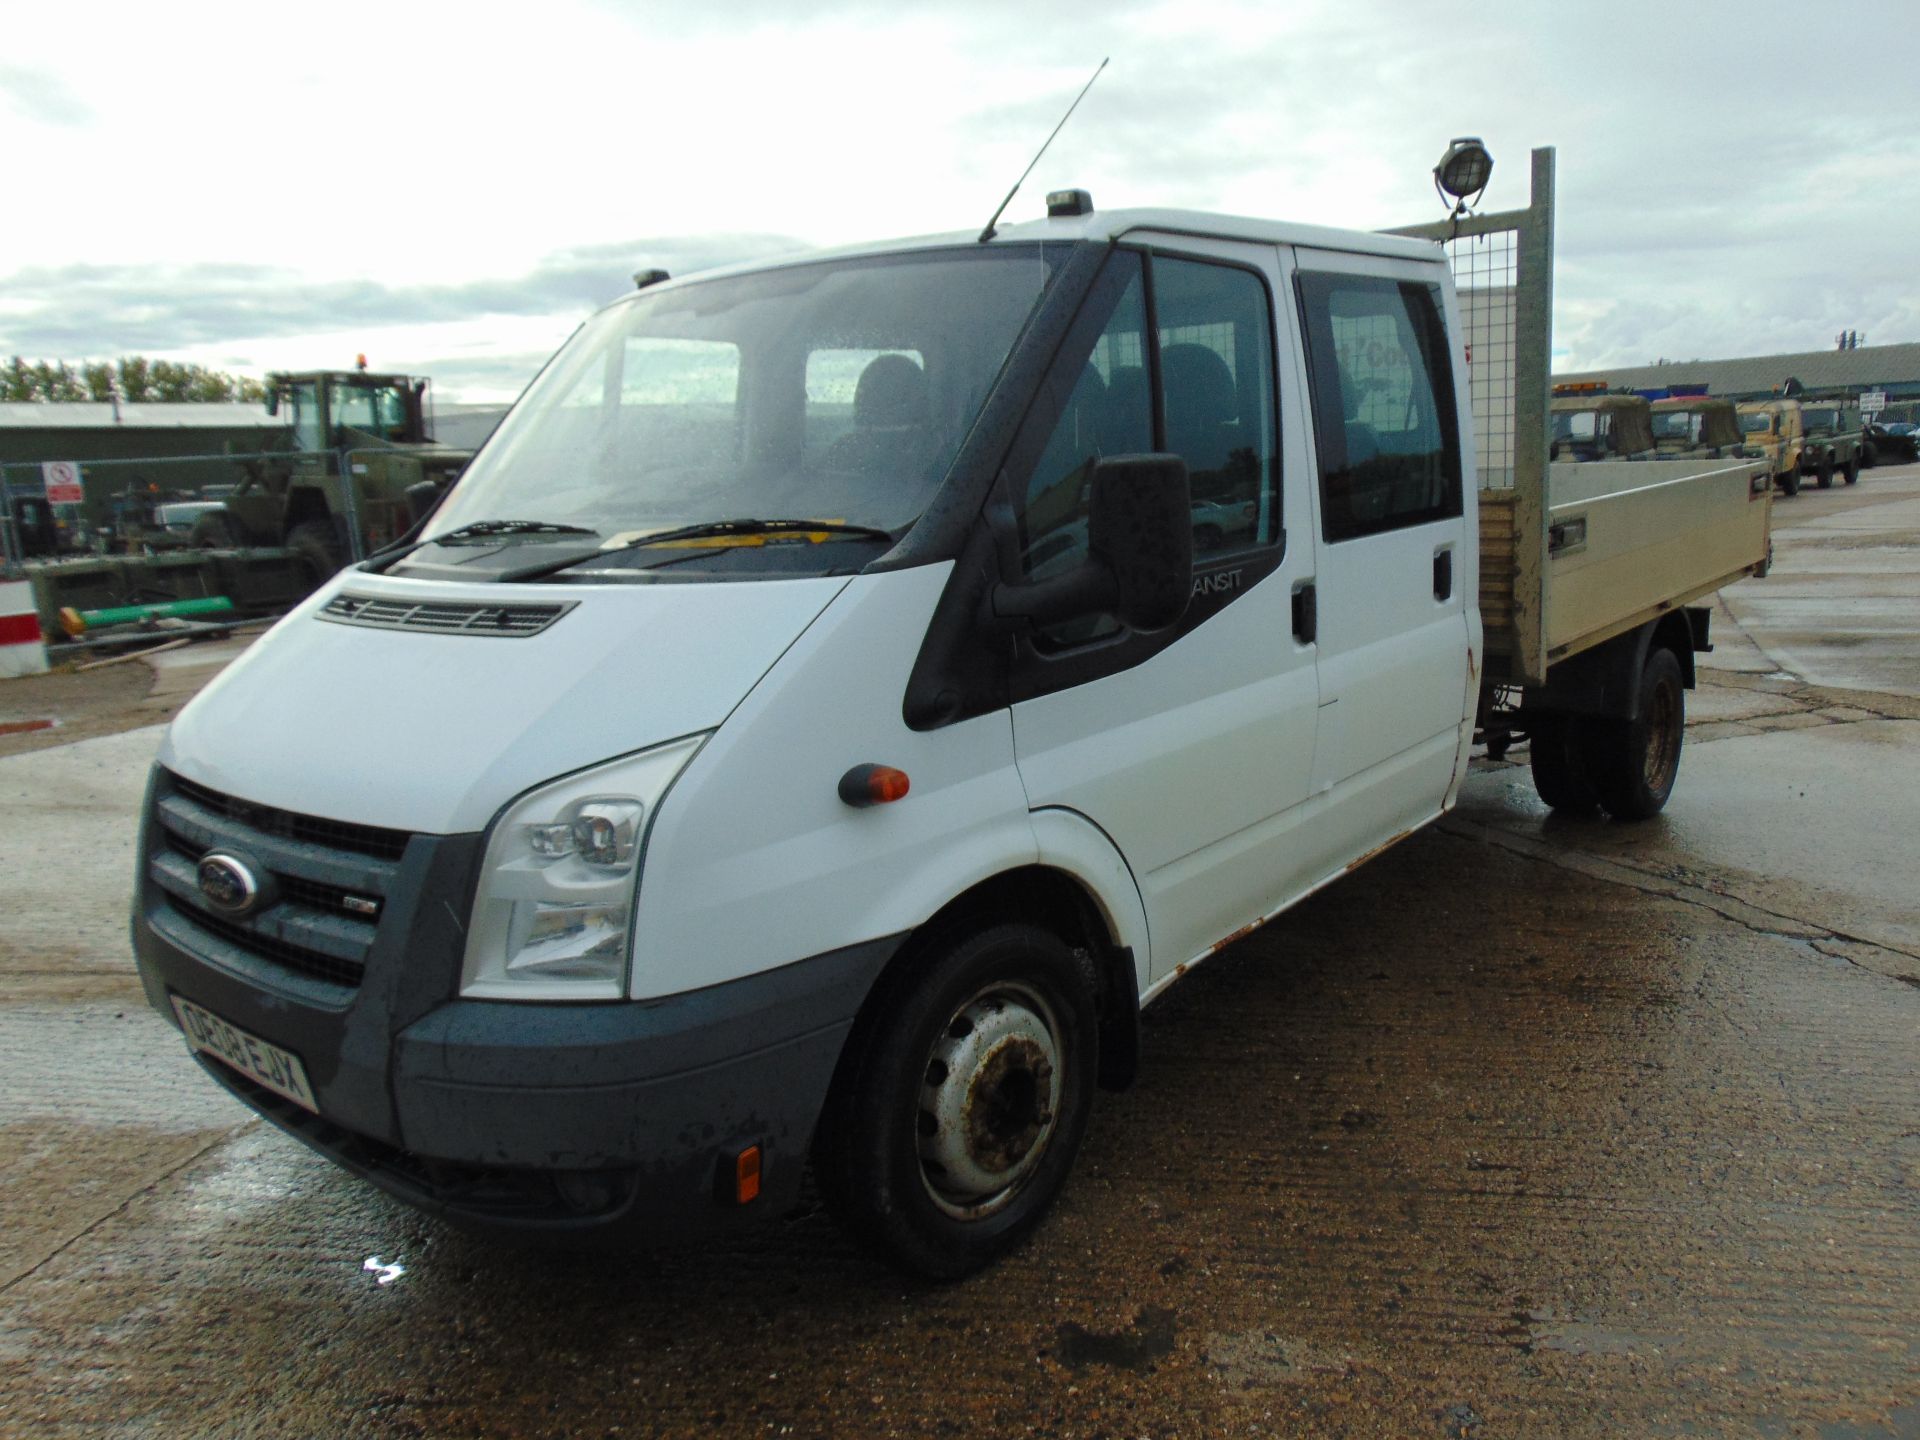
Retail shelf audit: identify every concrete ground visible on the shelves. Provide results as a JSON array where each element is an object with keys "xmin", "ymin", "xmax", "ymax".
[{"xmin": 1, "ymin": 468, "xmax": 1916, "ymax": 1438}]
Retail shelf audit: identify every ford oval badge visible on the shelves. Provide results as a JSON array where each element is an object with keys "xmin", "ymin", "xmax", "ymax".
[{"xmin": 197, "ymin": 853, "xmax": 261, "ymax": 916}]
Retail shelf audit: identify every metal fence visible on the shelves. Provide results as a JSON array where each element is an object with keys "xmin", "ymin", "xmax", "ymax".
[{"xmin": 1, "ymin": 445, "xmax": 396, "ymax": 574}]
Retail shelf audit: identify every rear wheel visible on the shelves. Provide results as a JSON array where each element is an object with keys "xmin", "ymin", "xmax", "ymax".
[
  {"xmin": 814, "ymin": 922, "xmax": 1098, "ymax": 1279},
  {"xmin": 1585, "ymin": 647, "xmax": 1685, "ymax": 821},
  {"xmin": 1528, "ymin": 713, "xmax": 1600, "ymax": 813}
]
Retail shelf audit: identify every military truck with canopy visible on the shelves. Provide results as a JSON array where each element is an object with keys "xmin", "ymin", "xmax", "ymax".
[
  {"xmin": 1650, "ymin": 396, "xmax": 1749, "ymax": 459},
  {"xmin": 1549, "ymin": 392, "xmax": 1655, "ymax": 461}
]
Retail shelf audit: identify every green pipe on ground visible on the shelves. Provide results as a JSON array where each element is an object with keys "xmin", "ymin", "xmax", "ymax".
[{"xmin": 59, "ymin": 595, "xmax": 236, "ymax": 636}]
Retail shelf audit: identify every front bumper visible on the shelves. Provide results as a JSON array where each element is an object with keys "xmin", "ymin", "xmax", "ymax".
[{"xmin": 131, "ymin": 765, "xmax": 900, "ymax": 1243}]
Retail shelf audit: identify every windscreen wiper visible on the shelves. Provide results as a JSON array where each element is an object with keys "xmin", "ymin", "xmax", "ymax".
[
  {"xmin": 361, "ymin": 520, "xmax": 600, "ymax": 575},
  {"xmin": 498, "ymin": 518, "xmax": 895, "ymax": 584}
]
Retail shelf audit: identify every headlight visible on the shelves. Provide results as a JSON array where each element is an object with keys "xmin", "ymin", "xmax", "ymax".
[{"xmin": 461, "ymin": 735, "xmax": 705, "ymax": 1000}]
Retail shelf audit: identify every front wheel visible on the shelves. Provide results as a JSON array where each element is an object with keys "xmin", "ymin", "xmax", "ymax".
[
  {"xmin": 286, "ymin": 520, "xmax": 345, "ymax": 581},
  {"xmin": 1585, "ymin": 647, "xmax": 1685, "ymax": 821},
  {"xmin": 1843, "ymin": 456, "xmax": 1860, "ymax": 485},
  {"xmin": 814, "ymin": 923, "xmax": 1098, "ymax": 1279},
  {"xmin": 1817, "ymin": 457, "xmax": 1834, "ymax": 489},
  {"xmin": 189, "ymin": 509, "xmax": 241, "ymax": 548},
  {"xmin": 1781, "ymin": 467, "xmax": 1801, "ymax": 497}
]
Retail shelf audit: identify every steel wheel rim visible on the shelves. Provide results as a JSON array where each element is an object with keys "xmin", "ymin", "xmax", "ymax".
[
  {"xmin": 916, "ymin": 980, "xmax": 1064, "ymax": 1221},
  {"xmin": 1643, "ymin": 677, "xmax": 1681, "ymax": 795}
]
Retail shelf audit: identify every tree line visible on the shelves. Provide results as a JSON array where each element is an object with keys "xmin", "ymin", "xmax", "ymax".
[{"xmin": 1, "ymin": 356, "xmax": 267, "ymax": 404}]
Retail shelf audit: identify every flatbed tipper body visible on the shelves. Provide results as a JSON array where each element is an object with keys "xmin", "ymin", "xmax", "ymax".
[
  {"xmin": 1479, "ymin": 457, "xmax": 1770, "ymax": 673},
  {"xmin": 1395, "ymin": 148, "xmax": 1769, "ymax": 696}
]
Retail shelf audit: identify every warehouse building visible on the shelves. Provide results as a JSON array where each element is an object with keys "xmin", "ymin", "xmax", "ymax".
[{"xmin": 1555, "ymin": 342, "xmax": 1920, "ymax": 421}]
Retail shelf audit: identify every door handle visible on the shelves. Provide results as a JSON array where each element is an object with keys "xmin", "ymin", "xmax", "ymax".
[
  {"xmin": 1291, "ymin": 581, "xmax": 1317, "ymax": 644},
  {"xmin": 1433, "ymin": 547, "xmax": 1453, "ymax": 602}
]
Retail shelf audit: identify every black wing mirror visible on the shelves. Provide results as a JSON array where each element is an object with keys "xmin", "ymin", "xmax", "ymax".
[{"xmin": 990, "ymin": 453, "xmax": 1193, "ymax": 633}]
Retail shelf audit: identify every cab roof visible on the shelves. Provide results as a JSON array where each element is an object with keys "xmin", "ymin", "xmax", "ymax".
[{"xmin": 625, "ymin": 206, "xmax": 1444, "ymax": 300}]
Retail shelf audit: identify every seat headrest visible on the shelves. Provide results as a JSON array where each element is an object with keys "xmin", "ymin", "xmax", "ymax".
[{"xmin": 854, "ymin": 354, "xmax": 928, "ymax": 430}]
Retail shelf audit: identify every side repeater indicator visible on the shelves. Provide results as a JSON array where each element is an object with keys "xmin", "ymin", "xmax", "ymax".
[{"xmin": 838, "ymin": 764, "xmax": 910, "ymax": 808}]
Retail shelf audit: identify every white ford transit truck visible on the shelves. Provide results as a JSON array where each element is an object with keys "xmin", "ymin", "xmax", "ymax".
[{"xmin": 133, "ymin": 147, "xmax": 1771, "ymax": 1277}]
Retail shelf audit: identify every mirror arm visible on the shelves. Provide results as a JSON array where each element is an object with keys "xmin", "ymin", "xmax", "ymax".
[{"xmin": 983, "ymin": 561, "xmax": 1117, "ymax": 632}]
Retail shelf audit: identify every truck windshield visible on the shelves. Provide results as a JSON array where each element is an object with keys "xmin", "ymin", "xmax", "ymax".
[
  {"xmin": 433, "ymin": 245, "xmax": 1068, "ymax": 549},
  {"xmin": 1800, "ymin": 408, "xmax": 1838, "ymax": 431},
  {"xmin": 1738, "ymin": 412, "xmax": 1771, "ymax": 434},
  {"xmin": 330, "ymin": 383, "xmax": 410, "ymax": 439},
  {"xmin": 1652, "ymin": 411, "xmax": 1703, "ymax": 441}
]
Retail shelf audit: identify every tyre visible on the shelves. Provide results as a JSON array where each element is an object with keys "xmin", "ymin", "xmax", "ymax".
[
  {"xmin": 814, "ymin": 922, "xmax": 1098, "ymax": 1279},
  {"xmin": 286, "ymin": 519, "xmax": 345, "ymax": 581},
  {"xmin": 1584, "ymin": 647, "xmax": 1685, "ymax": 821},
  {"xmin": 1528, "ymin": 713, "xmax": 1599, "ymax": 813},
  {"xmin": 1816, "ymin": 456, "xmax": 1834, "ymax": 489},
  {"xmin": 1781, "ymin": 467, "xmax": 1801, "ymax": 497},
  {"xmin": 189, "ymin": 509, "xmax": 241, "ymax": 548},
  {"xmin": 1843, "ymin": 456, "xmax": 1859, "ymax": 485}
]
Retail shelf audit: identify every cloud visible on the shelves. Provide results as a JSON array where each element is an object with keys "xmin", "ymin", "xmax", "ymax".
[
  {"xmin": 0, "ymin": 64, "xmax": 92, "ymax": 127},
  {"xmin": 0, "ymin": 233, "xmax": 809, "ymax": 359}
]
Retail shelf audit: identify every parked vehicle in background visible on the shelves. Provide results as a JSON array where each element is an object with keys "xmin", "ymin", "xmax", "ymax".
[
  {"xmin": 1736, "ymin": 397, "xmax": 1861, "ymax": 495},
  {"xmin": 152, "ymin": 501, "xmax": 233, "ymax": 545},
  {"xmin": 189, "ymin": 367, "xmax": 471, "ymax": 578},
  {"xmin": 1549, "ymin": 391, "xmax": 1656, "ymax": 461},
  {"xmin": 1649, "ymin": 396, "xmax": 1750, "ymax": 458},
  {"xmin": 1862, "ymin": 421, "xmax": 1918, "ymax": 467},
  {"xmin": 1798, "ymin": 402, "xmax": 1863, "ymax": 487}
]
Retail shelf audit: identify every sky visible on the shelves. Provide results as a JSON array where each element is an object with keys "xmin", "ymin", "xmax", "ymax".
[{"xmin": 3, "ymin": 0, "xmax": 1916, "ymax": 402}]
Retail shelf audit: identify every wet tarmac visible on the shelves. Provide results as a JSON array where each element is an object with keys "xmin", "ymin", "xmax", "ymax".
[{"xmin": 2, "ymin": 470, "xmax": 1917, "ymax": 1438}]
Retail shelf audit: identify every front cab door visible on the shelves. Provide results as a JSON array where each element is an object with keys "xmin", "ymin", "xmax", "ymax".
[{"xmin": 1000, "ymin": 237, "xmax": 1321, "ymax": 981}]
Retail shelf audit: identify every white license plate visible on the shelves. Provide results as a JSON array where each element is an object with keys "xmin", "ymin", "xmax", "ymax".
[{"xmin": 171, "ymin": 996, "xmax": 318, "ymax": 1113}]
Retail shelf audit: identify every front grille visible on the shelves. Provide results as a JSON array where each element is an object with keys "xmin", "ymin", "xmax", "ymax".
[
  {"xmin": 152, "ymin": 772, "xmax": 409, "ymax": 990},
  {"xmin": 170, "ymin": 773, "xmax": 408, "ymax": 861},
  {"xmin": 320, "ymin": 593, "xmax": 572, "ymax": 638},
  {"xmin": 166, "ymin": 900, "xmax": 369, "ymax": 989}
]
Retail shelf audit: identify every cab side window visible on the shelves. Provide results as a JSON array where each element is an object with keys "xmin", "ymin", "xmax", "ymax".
[
  {"xmin": 1154, "ymin": 256, "xmax": 1280, "ymax": 558},
  {"xmin": 1014, "ymin": 251, "xmax": 1280, "ymax": 607},
  {"xmin": 1296, "ymin": 272, "xmax": 1462, "ymax": 542}
]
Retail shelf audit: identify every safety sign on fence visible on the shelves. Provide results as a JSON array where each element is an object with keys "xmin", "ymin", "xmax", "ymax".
[{"xmin": 40, "ymin": 460, "xmax": 85, "ymax": 505}]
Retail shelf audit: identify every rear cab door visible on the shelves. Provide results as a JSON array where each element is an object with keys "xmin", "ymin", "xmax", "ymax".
[{"xmin": 1287, "ymin": 245, "xmax": 1477, "ymax": 856}]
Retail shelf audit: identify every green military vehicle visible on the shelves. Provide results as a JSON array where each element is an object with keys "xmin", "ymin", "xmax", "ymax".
[
  {"xmin": 190, "ymin": 368, "xmax": 471, "ymax": 576},
  {"xmin": 1735, "ymin": 398, "xmax": 1863, "ymax": 495}
]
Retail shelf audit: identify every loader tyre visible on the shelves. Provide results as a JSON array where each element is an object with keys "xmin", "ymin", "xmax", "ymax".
[
  {"xmin": 288, "ymin": 520, "xmax": 345, "ymax": 581},
  {"xmin": 1528, "ymin": 714, "xmax": 1600, "ymax": 814},
  {"xmin": 189, "ymin": 510, "xmax": 241, "ymax": 548},
  {"xmin": 814, "ymin": 922, "xmax": 1098, "ymax": 1280},
  {"xmin": 1586, "ymin": 647, "xmax": 1685, "ymax": 821}
]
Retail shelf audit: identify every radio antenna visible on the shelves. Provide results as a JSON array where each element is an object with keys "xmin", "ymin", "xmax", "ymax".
[{"xmin": 977, "ymin": 57, "xmax": 1109, "ymax": 244}]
